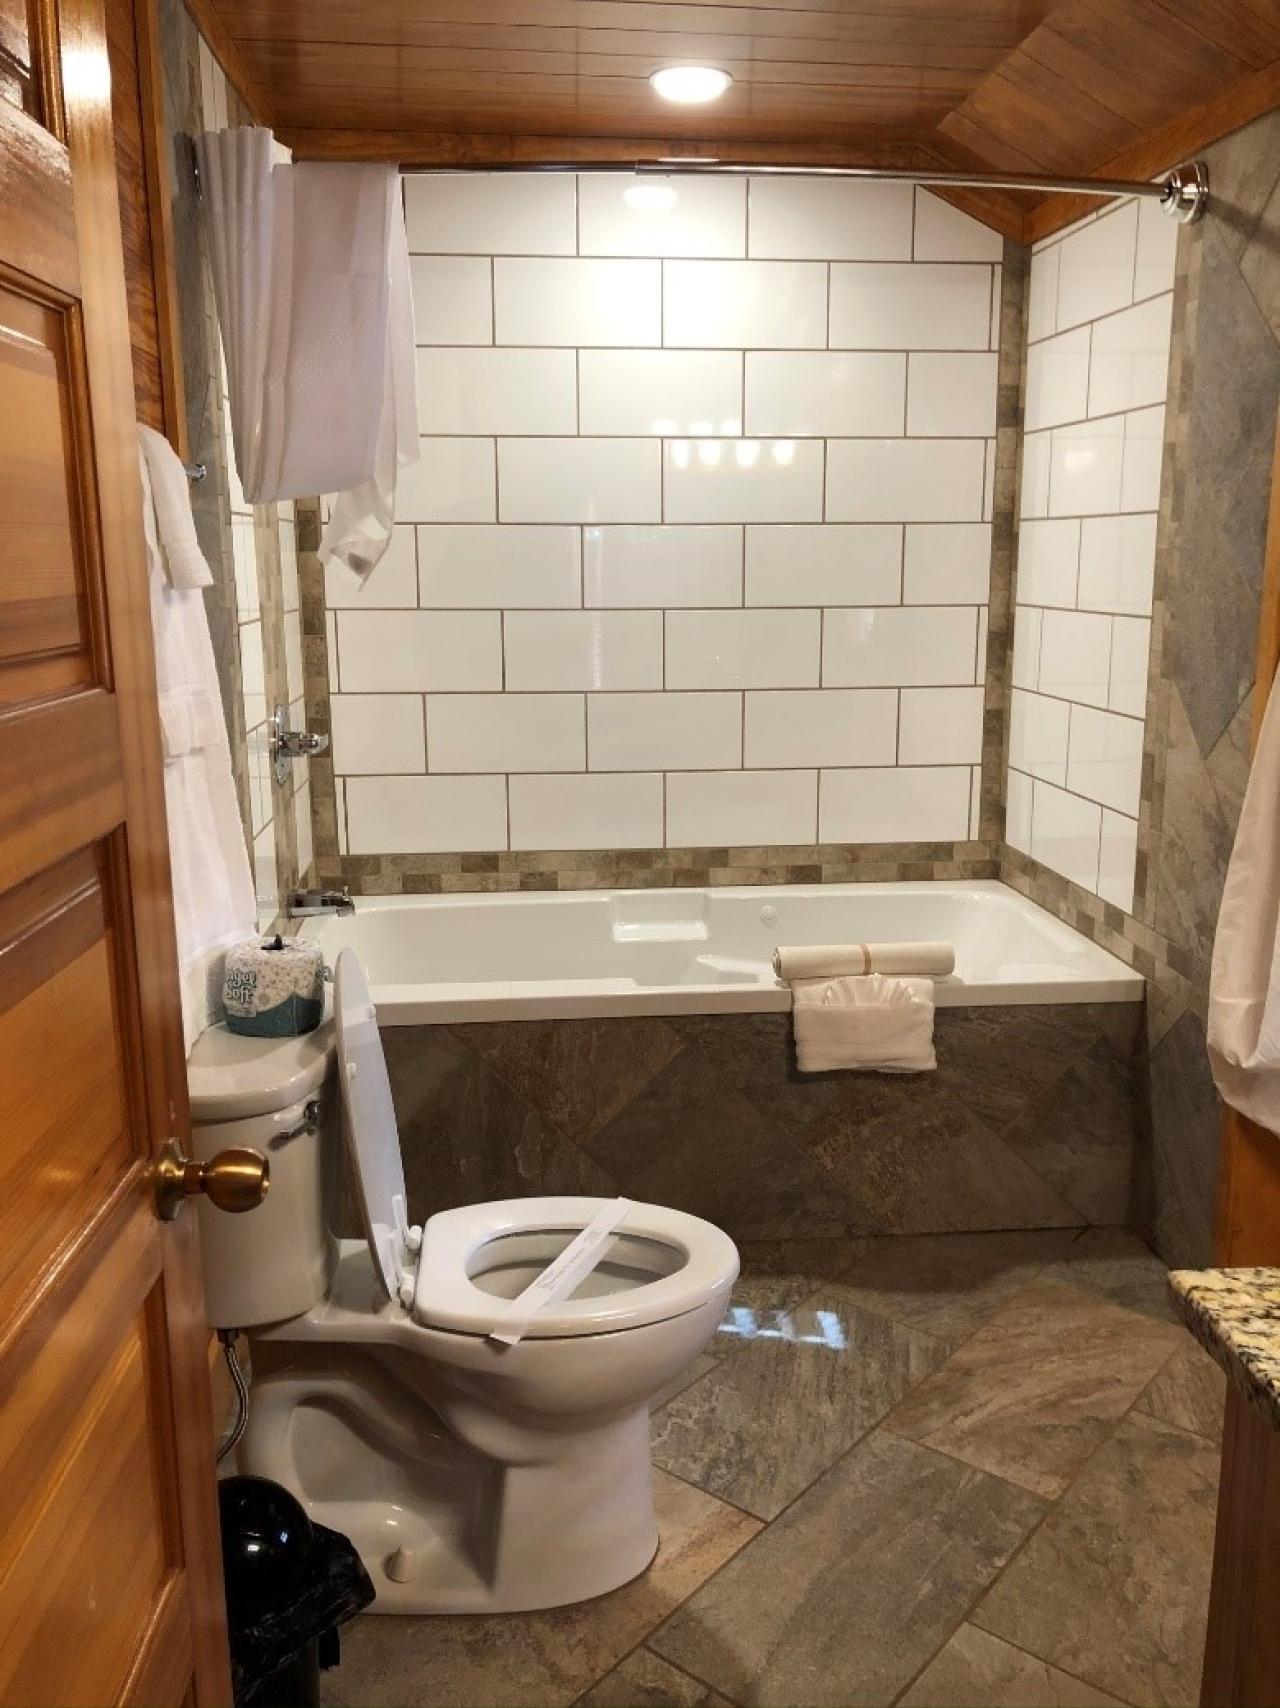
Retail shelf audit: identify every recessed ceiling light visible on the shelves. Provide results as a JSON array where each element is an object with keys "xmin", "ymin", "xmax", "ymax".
[
  {"xmin": 650, "ymin": 65, "xmax": 732, "ymax": 104},
  {"xmin": 623, "ymin": 182, "xmax": 679, "ymax": 212}
]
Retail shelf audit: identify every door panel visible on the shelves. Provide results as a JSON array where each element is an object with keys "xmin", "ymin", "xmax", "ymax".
[{"xmin": 0, "ymin": 0, "xmax": 231, "ymax": 1699}]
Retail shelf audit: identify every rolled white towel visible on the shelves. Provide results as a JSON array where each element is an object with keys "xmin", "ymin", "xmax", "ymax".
[
  {"xmin": 774, "ymin": 941, "xmax": 955, "ymax": 981},
  {"xmin": 792, "ymin": 974, "xmax": 936, "ymax": 1074}
]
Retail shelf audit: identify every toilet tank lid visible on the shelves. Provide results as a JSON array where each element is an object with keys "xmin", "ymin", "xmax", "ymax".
[{"xmin": 187, "ymin": 1021, "xmax": 334, "ymax": 1121}]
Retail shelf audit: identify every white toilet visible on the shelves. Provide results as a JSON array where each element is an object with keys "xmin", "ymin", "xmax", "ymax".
[{"xmin": 188, "ymin": 949, "xmax": 739, "ymax": 1614}]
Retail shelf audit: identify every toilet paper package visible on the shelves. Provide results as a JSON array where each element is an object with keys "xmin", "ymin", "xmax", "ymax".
[{"xmin": 223, "ymin": 935, "xmax": 325, "ymax": 1037}]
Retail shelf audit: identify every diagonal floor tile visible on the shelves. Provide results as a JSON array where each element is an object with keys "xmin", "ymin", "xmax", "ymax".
[
  {"xmin": 650, "ymin": 1430, "xmax": 1045, "ymax": 1708},
  {"xmin": 972, "ymin": 1413, "xmax": 1219, "ymax": 1708},
  {"xmin": 1040, "ymin": 1227, "xmax": 1180, "ymax": 1323},
  {"xmin": 652, "ymin": 1290, "xmax": 954, "ymax": 1518},
  {"xmin": 883, "ymin": 1278, "xmax": 1182, "ymax": 1498},
  {"xmin": 1135, "ymin": 1337, "xmax": 1228, "ymax": 1442},
  {"xmin": 897, "ymin": 1624, "xmax": 1128, "ymax": 1707},
  {"xmin": 319, "ymin": 1471, "xmax": 760, "ymax": 1708},
  {"xmin": 576, "ymin": 1648, "xmax": 734, "ymax": 1707},
  {"xmin": 732, "ymin": 1238, "xmax": 876, "ymax": 1314},
  {"xmin": 831, "ymin": 1229, "xmax": 1079, "ymax": 1343}
]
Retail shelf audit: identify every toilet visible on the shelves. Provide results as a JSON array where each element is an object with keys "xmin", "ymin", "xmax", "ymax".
[{"xmin": 187, "ymin": 948, "xmax": 739, "ymax": 1614}]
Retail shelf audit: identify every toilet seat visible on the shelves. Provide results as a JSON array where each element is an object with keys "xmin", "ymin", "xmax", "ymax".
[{"xmin": 413, "ymin": 1197, "xmax": 738, "ymax": 1339}]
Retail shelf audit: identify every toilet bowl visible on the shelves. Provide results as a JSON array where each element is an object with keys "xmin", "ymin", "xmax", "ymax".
[{"xmin": 187, "ymin": 949, "xmax": 739, "ymax": 1614}]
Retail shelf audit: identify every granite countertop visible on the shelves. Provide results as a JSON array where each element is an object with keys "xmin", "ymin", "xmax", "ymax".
[{"xmin": 1170, "ymin": 1267, "xmax": 1280, "ymax": 1433}]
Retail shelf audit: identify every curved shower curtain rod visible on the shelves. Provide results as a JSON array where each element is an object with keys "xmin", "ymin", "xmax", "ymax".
[{"xmin": 402, "ymin": 158, "xmax": 1208, "ymax": 223}]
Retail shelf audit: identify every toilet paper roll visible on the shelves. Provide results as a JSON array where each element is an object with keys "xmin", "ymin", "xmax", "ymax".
[
  {"xmin": 223, "ymin": 935, "xmax": 326, "ymax": 1037},
  {"xmin": 772, "ymin": 941, "xmax": 955, "ymax": 981}
]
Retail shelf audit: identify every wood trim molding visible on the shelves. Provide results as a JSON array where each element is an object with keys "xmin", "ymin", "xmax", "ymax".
[
  {"xmin": 133, "ymin": 0, "xmax": 188, "ymax": 454},
  {"xmin": 181, "ymin": 0, "xmax": 266, "ymax": 122}
]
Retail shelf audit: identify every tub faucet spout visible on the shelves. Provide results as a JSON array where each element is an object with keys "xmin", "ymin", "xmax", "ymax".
[{"xmin": 287, "ymin": 886, "xmax": 355, "ymax": 917}]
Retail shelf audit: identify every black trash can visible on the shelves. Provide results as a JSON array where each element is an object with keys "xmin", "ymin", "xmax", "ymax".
[{"xmin": 219, "ymin": 1475, "xmax": 376, "ymax": 1707}]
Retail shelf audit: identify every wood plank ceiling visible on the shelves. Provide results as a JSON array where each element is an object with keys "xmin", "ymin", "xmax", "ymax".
[{"xmin": 188, "ymin": 0, "xmax": 1280, "ymax": 239}]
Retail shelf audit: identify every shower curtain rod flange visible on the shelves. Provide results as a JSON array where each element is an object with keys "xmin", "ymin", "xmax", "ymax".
[{"xmin": 403, "ymin": 157, "xmax": 1208, "ymax": 223}]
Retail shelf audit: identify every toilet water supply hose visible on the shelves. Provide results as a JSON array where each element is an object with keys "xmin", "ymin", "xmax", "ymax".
[{"xmin": 217, "ymin": 1329, "xmax": 250, "ymax": 1465}]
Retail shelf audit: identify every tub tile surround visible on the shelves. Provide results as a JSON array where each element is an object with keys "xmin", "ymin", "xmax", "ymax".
[
  {"xmin": 1008, "ymin": 197, "xmax": 1176, "ymax": 914},
  {"xmin": 315, "ymin": 173, "xmax": 1013, "ymax": 876},
  {"xmin": 323, "ymin": 1229, "xmax": 1221, "ymax": 1708}
]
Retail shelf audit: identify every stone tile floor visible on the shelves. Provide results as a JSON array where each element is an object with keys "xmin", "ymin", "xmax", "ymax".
[{"xmin": 322, "ymin": 1227, "xmax": 1224, "ymax": 1708}]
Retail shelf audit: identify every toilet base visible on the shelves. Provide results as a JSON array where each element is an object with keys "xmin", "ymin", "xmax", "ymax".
[{"xmin": 238, "ymin": 1358, "xmax": 661, "ymax": 1614}]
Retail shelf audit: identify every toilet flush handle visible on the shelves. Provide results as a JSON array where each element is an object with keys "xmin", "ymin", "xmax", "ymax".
[{"xmin": 154, "ymin": 1139, "xmax": 270, "ymax": 1221}]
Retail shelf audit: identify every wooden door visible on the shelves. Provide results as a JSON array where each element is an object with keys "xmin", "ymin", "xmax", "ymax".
[{"xmin": 0, "ymin": 0, "xmax": 231, "ymax": 1701}]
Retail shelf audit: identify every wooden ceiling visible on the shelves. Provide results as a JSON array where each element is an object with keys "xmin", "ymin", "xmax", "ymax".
[{"xmin": 188, "ymin": 0, "xmax": 1280, "ymax": 239}]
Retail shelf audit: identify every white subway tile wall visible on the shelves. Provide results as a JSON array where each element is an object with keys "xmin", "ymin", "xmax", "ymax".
[
  {"xmin": 1006, "ymin": 196, "xmax": 1174, "ymax": 908},
  {"xmin": 337, "ymin": 175, "xmax": 1004, "ymax": 855}
]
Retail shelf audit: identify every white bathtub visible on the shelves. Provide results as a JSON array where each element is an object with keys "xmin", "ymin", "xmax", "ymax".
[{"xmin": 302, "ymin": 879, "xmax": 1142, "ymax": 1024}]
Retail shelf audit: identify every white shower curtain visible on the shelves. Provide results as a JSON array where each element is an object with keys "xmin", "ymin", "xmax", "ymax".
[
  {"xmin": 1208, "ymin": 674, "xmax": 1280, "ymax": 1132},
  {"xmin": 196, "ymin": 127, "xmax": 418, "ymax": 556}
]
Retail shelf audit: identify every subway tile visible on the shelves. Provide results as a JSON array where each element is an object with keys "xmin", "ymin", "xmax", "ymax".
[
  {"xmin": 666, "ymin": 769, "xmax": 817, "ymax": 847},
  {"xmin": 1026, "ymin": 243, "xmax": 1060, "ymax": 343},
  {"xmin": 579, "ymin": 350, "xmax": 742, "ymax": 436},
  {"xmin": 240, "ymin": 619, "xmax": 265, "ymax": 730},
  {"xmin": 1087, "ymin": 294, "xmax": 1174, "ymax": 418},
  {"xmin": 588, "ymin": 691, "xmax": 741, "ymax": 770},
  {"xmin": 1038, "ymin": 609, "xmax": 1112, "ymax": 707},
  {"xmin": 329, "ymin": 693, "xmax": 425, "ymax": 775},
  {"xmin": 744, "ymin": 688, "xmax": 897, "ymax": 768},
  {"xmin": 252, "ymin": 822, "xmax": 278, "ymax": 931},
  {"xmin": 409, "ymin": 256, "xmax": 492, "ymax": 344},
  {"xmin": 231, "ymin": 515, "xmax": 259, "ymax": 620},
  {"xmin": 1099, "ymin": 810, "xmax": 1139, "ymax": 912},
  {"xmin": 279, "ymin": 519, "xmax": 299, "ymax": 613},
  {"xmin": 1067, "ymin": 703, "xmax": 1143, "ymax": 815},
  {"xmin": 1017, "ymin": 518, "xmax": 1080, "ymax": 608},
  {"xmin": 325, "ymin": 523, "xmax": 418, "ymax": 608},
  {"xmin": 826, "ymin": 440, "xmax": 985, "ymax": 523},
  {"xmin": 294, "ymin": 781, "xmax": 313, "ymax": 882},
  {"xmin": 1047, "ymin": 417, "xmax": 1124, "ymax": 517},
  {"xmin": 504, "ymin": 610, "xmax": 662, "ymax": 690},
  {"xmin": 1109, "ymin": 615, "xmax": 1151, "ymax": 717},
  {"xmin": 749, "ymin": 177, "xmax": 913, "ymax": 260},
  {"xmin": 1024, "ymin": 326, "xmax": 1090, "ymax": 432},
  {"xmin": 403, "ymin": 171, "xmax": 576, "ymax": 254},
  {"xmin": 745, "ymin": 351, "xmax": 905, "ymax": 437},
  {"xmin": 1030, "ymin": 780, "xmax": 1102, "ymax": 892},
  {"xmin": 337, "ymin": 610, "xmax": 501, "ymax": 692},
  {"xmin": 746, "ymin": 524, "xmax": 902, "ymax": 606},
  {"xmin": 1011, "ymin": 605, "xmax": 1043, "ymax": 692},
  {"xmin": 284, "ymin": 611, "xmax": 304, "ymax": 705},
  {"xmin": 1055, "ymin": 202, "xmax": 1138, "ymax": 329},
  {"xmin": 1120, "ymin": 405, "xmax": 1166, "ymax": 512},
  {"xmin": 664, "ymin": 438, "xmax": 824, "ymax": 523},
  {"xmin": 1008, "ymin": 689, "xmax": 1069, "ymax": 786},
  {"xmin": 494, "ymin": 257, "xmax": 661, "ymax": 346},
  {"xmin": 829, "ymin": 262, "xmax": 992, "ymax": 350},
  {"xmin": 508, "ymin": 772, "xmax": 663, "ymax": 850},
  {"xmin": 914, "ymin": 189, "xmax": 1004, "ymax": 262},
  {"xmin": 899, "ymin": 686, "xmax": 984, "ymax": 764},
  {"xmin": 1020, "ymin": 430, "xmax": 1051, "ymax": 520},
  {"xmin": 417, "ymin": 524, "xmax": 581, "ymax": 607},
  {"xmin": 820, "ymin": 765, "xmax": 972, "ymax": 842},
  {"xmin": 1077, "ymin": 514, "xmax": 1157, "ymax": 616},
  {"xmin": 663, "ymin": 260, "xmax": 827, "ymax": 348},
  {"xmin": 902, "ymin": 524, "xmax": 991, "ymax": 604},
  {"xmin": 584, "ymin": 524, "xmax": 742, "ymax": 607},
  {"xmin": 666, "ymin": 607, "xmax": 820, "ymax": 689},
  {"xmin": 416, "ymin": 347, "xmax": 576, "ymax": 434},
  {"xmin": 823, "ymin": 606, "xmax": 978, "ymax": 687},
  {"xmin": 499, "ymin": 439, "xmax": 661, "ymax": 523},
  {"xmin": 1006, "ymin": 766, "xmax": 1034, "ymax": 853},
  {"xmin": 577, "ymin": 173, "xmax": 746, "ymax": 258},
  {"xmin": 1134, "ymin": 197, "xmax": 1179, "ymax": 302},
  {"xmin": 397, "ymin": 438, "xmax": 496, "ymax": 522},
  {"xmin": 345, "ymin": 775, "xmax": 508, "ymax": 854},
  {"xmin": 906, "ymin": 352, "xmax": 998, "ymax": 436},
  {"xmin": 426, "ymin": 693, "xmax": 584, "ymax": 772}
]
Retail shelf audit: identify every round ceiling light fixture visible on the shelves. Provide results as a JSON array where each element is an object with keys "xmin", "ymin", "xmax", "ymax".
[{"xmin": 650, "ymin": 65, "xmax": 732, "ymax": 104}]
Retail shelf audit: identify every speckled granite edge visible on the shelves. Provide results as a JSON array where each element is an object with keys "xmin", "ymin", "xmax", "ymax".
[{"xmin": 1170, "ymin": 1268, "xmax": 1280, "ymax": 1433}]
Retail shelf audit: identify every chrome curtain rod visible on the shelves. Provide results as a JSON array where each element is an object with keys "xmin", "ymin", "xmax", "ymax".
[{"xmin": 404, "ymin": 159, "xmax": 1208, "ymax": 222}]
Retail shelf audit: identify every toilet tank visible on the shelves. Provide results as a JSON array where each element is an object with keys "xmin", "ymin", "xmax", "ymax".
[{"xmin": 187, "ymin": 1021, "xmax": 338, "ymax": 1329}]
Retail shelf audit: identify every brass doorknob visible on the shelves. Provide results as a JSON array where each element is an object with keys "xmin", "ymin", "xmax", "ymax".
[{"xmin": 155, "ymin": 1138, "xmax": 270, "ymax": 1221}]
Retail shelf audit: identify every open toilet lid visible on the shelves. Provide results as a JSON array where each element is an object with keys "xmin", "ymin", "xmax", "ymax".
[{"xmin": 333, "ymin": 947, "xmax": 410, "ymax": 1304}]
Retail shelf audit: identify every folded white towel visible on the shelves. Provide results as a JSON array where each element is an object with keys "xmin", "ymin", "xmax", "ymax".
[
  {"xmin": 791, "ymin": 974, "xmax": 936, "ymax": 1074},
  {"xmin": 774, "ymin": 941, "xmax": 955, "ymax": 981},
  {"xmin": 138, "ymin": 424, "xmax": 213, "ymax": 589}
]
